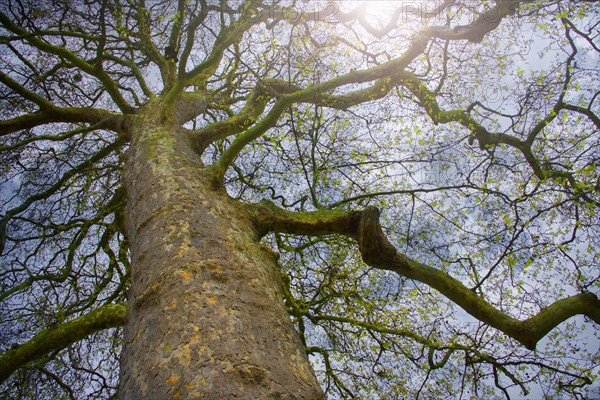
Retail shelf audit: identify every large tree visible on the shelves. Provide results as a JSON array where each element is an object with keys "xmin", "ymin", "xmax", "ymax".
[{"xmin": 1, "ymin": 0, "xmax": 599, "ymax": 398}]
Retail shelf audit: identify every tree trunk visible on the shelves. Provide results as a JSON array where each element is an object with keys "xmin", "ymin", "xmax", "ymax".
[{"xmin": 119, "ymin": 103, "xmax": 325, "ymax": 399}]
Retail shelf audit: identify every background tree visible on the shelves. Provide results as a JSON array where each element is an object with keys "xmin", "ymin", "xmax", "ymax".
[{"xmin": 1, "ymin": 0, "xmax": 599, "ymax": 398}]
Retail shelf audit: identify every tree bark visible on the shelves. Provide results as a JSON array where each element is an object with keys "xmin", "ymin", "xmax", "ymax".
[{"xmin": 119, "ymin": 101, "xmax": 324, "ymax": 399}]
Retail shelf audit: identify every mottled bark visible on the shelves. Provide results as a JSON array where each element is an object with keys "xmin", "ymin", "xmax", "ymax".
[{"xmin": 119, "ymin": 101, "xmax": 324, "ymax": 399}]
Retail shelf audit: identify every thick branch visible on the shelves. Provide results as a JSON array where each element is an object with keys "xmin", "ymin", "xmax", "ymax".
[
  {"xmin": 425, "ymin": 1, "xmax": 520, "ymax": 43},
  {"xmin": 249, "ymin": 199, "xmax": 361, "ymax": 239},
  {"xmin": 0, "ymin": 303, "xmax": 127, "ymax": 384},
  {"xmin": 0, "ymin": 107, "xmax": 126, "ymax": 136},
  {"xmin": 0, "ymin": 70, "xmax": 53, "ymax": 109},
  {"xmin": 250, "ymin": 201, "xmax": 600, "ymax": 350}
]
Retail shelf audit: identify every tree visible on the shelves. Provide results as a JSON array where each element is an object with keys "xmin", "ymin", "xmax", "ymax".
[{"xmin": 1, "ymin": 0, "xmax": 599, "ymax": 398}]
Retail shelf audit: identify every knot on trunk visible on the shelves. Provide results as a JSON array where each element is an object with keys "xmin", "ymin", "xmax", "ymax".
[{"xmin": 358, "ymin": 206, "xmax": 397, "ymax": 266}]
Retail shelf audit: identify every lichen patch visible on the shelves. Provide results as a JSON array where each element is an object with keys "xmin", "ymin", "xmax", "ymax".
[{"xmin": 166, "ymin": 374, "xmax": 179, "ymax": 386}]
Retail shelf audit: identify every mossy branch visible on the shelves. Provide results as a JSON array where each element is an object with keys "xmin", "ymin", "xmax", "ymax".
[
  {"xmin": 0, "ymin": 108, "xmax": 126, "ymax": 137},
  {"xmin": 0, "ymin": 303, "xmax": 127, "ymax": 384},
  {"xmin": 208, "ymin": 99, "xmax": 289, "ymax": 183},
  {"xmin": 249, "ymin": 201, "xmax": 600, "ymax": 350}
]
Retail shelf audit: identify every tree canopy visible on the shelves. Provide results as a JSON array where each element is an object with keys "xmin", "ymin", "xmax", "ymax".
[{"xmin": 1, "ymin": 0, "xmax": 599, "ymax": 398}]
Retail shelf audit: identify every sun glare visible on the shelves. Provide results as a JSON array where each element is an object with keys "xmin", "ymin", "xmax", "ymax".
[
  {"xmin": 354, "ymin": 1, "xmax": 405, "ymax": 34},
  {"xmin": 361, "ymin": 1, "xmax": 399, "ymax": 18}
]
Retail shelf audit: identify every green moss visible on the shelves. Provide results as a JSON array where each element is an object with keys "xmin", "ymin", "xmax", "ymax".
[{"xmin": 0, "ymin": 303, "xmax": 127, "ymax": 383}]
